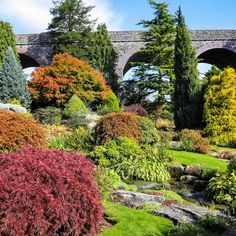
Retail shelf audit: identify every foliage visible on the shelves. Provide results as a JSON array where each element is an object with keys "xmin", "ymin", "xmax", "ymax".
[
  {"xmin": 61, "ymin": 113, "xmax": 89, "ymax": 130},
  {"xmin": 0, "ymin": 48, "xmax": 31, "ymax": 108},
  {"xmin": 122, "ymin": 1, "xmax": 176, "ymax": 108},
  {"xmin": 173, "ymin": 8, "xmax": 203, "ymax": 130},
  {"xmin": 48, "ymin": 0, "xmax": 95, "ymax": 61},
  {"xmin": 0, "ymin": 110, "xmax": 47, "ymax": 152},
  {"xmin": 43, "ymin": 124, "xmax": 72, "ymax": 140},
  {"xmin": 33, "ymin": 107, "xmax": 62, "ymax": 125},
  {"xmin": 137, "ymin": 116, "xmax": 159, "ymax": 145},
  {"xmin": 170, "ymin": 214, "xmax": 230, "ymax": 236},
  {"xmin": 0, "ymin": 21, "xmax": 18, "ymax": 65},
  {"xmin": 49, "ymin": 127, "xmax": 94, "ymax": 154},
  {"xmin": 156, "ymin": 118, "xmax": 174, "ymax": 131},
  {"xmin": 90, "ymin": 137, "xmax": 170, "ymax": 182},
  {"xmin": 97, "ymin": 92, "xmax": 120, "ymax": 115},
  {"xmin": 168, "ymin": 150, "xmax": 227, "ymax": 172},
  {"xmin": 99, "ymin": 201, "xmax": 174, "ymax": 236},
  {"xmin": 179, "ymin": 129, "xmax": 210, "ymax": 154},
  {"xmin": 207, "ymin": 171, "xmax": 236, "ymax": 214},
  {"xmin": 28, "ymin": 53, "xmax": 111, "ymax": 107},
  {"xmin": 90, "ymin": 24, "xmax": 119, "ymax": 92},
  {"xmin": 63, "ymin": 94, "xmax": 88, "ymax": 117},
  {"xmin": 0, "ymin": 146, "xmax": 103, "ymax": 235},
  {"xmin": 204, "ymin": 67, "xmax": 236, "ymax": 147},
  {"xmin": 228, "ymin": 157, "xmax": 236, "ymax": 173},
  {"xmin": 10, "ymin": 98, "xmax": 21, "ymax": 105},
  {"xmin": 126, "ymin": 103, "xmax": 148, "ymax": 117},
  {"xmin": 94, "ymin": 112, "xmax": 141, "ymax": 144}
]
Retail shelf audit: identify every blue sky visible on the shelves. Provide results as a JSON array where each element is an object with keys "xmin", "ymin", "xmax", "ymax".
[{"xmin": 0, "ymin": 0, "xmax": 235, "ymax": 34}]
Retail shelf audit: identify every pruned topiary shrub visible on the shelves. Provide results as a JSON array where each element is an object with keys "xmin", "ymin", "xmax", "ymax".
[
  {"xmin": 126, "ymin": 103, "xmax": 148, "ymax": 117},
  {"xmin": 0, "ymin": 110, "xmax": 47, "ymax": 152},
  {"xmin": 0, "ymin": 147, "xmax": 103, "ymax": 235},
  {"xmin": 94, "ymin": 112, "xmax": 141, "ymax": 144}
]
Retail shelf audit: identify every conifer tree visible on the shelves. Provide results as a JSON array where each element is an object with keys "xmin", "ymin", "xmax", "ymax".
[
  {"xmin": 0, "ymin": 21, "xmax": 18, "ymax": 65},
  {"xmin": 0, "ymin": 48, "xmax": 31, "ymax": 108},
  {"xmin": 123, "ymin": 1, "xmax": 176, "ymax": 108},
  {"xmin": 90, "ymin": 24, "xmax": 118, "ymax": 92},
  {"xmin": 173, "ymin": 7, "xmax": 202, "ymax": 130},
  {"xmin": 48, "ymin": 0, "xmax": 95, "ymax": 60}
]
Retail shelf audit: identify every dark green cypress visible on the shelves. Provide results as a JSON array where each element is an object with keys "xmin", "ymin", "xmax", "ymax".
[
  {"xmin": 89, "ymin": 24, "xmax": 118, "ymax": 93},
  {"xmin": 173, "ymin": 7, "xmax": 202, "ymax": 130},
  {"xmin": 0, "ymin": 48, "xmax": 31, "ymax": 108}
]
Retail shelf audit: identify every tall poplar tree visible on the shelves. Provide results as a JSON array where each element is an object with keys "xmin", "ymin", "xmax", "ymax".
[
  {"xmin": 173, "ymin": 7, "xmax": 202, "ymax": 130},
  {"xmin": 89, "ymin": 24, "xmax": 118, "ymax": 92},
  {"xmin": 48, "ymin": 0, "xmax": 95, "ymax": 60},
  {"xmin": 122, "ymin": 1, "xmax": 176, "ymax": 108},
  {"xmin": 0, "ymin": 21, "xmax": 18, "ymax": 65}
]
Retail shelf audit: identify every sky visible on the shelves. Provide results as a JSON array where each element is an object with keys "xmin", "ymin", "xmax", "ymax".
[{"xmin": 0, "ymin": 0, "xmax": 236, "ymax": 34}]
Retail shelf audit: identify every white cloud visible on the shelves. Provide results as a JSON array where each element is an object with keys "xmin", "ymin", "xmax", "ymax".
[{"xmin": 0, "ymin": 0, "xmax": 123, "ymax": 33}]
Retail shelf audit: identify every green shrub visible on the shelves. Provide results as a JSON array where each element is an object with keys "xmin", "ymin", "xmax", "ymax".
[
  {"xmin": 138, "ymin": 117, "xmax": 159, "ymax": 145},
  {"xmin": 94, "ymin": 112, "xmax": 141, "ymax": 144},
  {"xmin": 33, "ymin": 107, "xmax": 62, "ymax": 125},
  {"xmin": 63, "ymin": 94, "xmax": 88, "ymax": 116},
  {"xmin": 90, "ymin": 137, "xmax": 170, "ymax": 182},
  {"xmin": 207, "ymin": 171, "xmax": 236, "ymax": 215},
  {"xmin": 62, "ymin": 113, "xmax": 89, "ymax": 129},
  {"xmin": 97, "ymin": 92, "xmax": 120, "ymax": 115},
  {"xmin": 48, "ymin": 127, "xmax": 94, "ymax": 154},
  {"xmin": 10, "ymin": 98, "xmax": 21, "ymax": 106},
  {"xmin": 179, "ymin": 129, "xmax": 210, "ymax": 154},
  {"xmin": 228, "ymin": 157, "xmax": 236, "ymax": 173},
  {"xmin": 170, "ymin": 223, "xmax": 208, "ymax": 236}
]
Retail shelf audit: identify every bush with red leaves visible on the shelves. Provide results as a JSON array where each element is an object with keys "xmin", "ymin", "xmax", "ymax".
[
  {"xmin": 0, "ymin": 147, "xmax": 103, "ymax": 236},
  {"xmin": 126, "ymin": 104, "xmax": 148, "ymax": 117}
]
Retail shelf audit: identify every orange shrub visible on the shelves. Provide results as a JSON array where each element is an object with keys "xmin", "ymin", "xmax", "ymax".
[
  {"xmin": 29, "ymin": 53, "xmax": 111, "ymax": 106},
  {"xmin": 0, "ymin": 111, "xmax": 47, "ymax": 151},
  {"xmin": 95, "ymin": 112, "xmax": 141, "ymax": 144}
]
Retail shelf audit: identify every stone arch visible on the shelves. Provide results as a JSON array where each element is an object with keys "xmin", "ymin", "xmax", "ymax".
[
  {"xmin": 196, "ymin": 43, "xmax": 236, "ymax": 69},
  {"xmin": 18, "ymin": 53, "xmax": 40, "ymax": 69}
]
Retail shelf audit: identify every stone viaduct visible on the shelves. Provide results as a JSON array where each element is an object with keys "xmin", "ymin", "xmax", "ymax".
[{"xmin": 16, "ymin": 30, "xmax": 236, "ymax": 80}]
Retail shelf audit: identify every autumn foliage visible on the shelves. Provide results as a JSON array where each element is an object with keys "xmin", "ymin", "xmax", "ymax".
[
  {"xmin": 95, "ymin": 112, "xmax": 141, "ymax": 144},
  {"xmin": 0, "ymin": 111, "xmax": 47, "ymax": 151},
  {"xmin": 28, "ymin": 53, "xmax": 111, "ymax": 107},
  {"xmin": 0, "ymin": 147, "xmax": 103, "ymax": 235},
  {"xmin": 126, "ymin": 104, "xmax": 148, "ymax": 117}
]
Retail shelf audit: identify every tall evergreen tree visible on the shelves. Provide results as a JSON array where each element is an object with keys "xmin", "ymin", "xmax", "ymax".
[
  {"xmin": 0, "ymin": 21, "xmax": 18, "ymax": 65},
  {"xmin": 0, "ymin": 48, "xmax": 31, "ymax": 108},
  {"xmin": 89, "ymin": 24, "xmax": 118, "ymax": 92},
  {"xmin": 122, "ymin": 1, "xmax": 176, "ymax": 108},
  {"xmin": 48, "ymin": 0, "xmax": 95, "ymax": 60},
  {"xmin": 173, "ymin": 7, "xmax": 202, "ymax": 130}
]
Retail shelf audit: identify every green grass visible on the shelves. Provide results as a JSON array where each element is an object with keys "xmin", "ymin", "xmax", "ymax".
[
  {"xmin": 99, "ymin": 201, "xmax": 174, "ymax": 236},
  {"xmin": 168, "ymin": 149, "xmax": 227, "ymax": 172}
]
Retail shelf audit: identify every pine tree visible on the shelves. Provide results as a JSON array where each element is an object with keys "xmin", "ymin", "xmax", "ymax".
[
  {"xmin": 89, "ymin": 24, "xmax": 118, "ymax": 92},
  {"xmin": 0, "ymin": 21, "xmax": 18, "ymax": 65},
  {"xmin": 0, "ymin": 48, "xmax": 31, "ymax": 108},
  {"xmin": 123, "ymin": 1, "xmax": 176, "ymax": 108},
  {"xmin": 173, "ymin": 7, "xmax": 202, "ymax": 130},
  {"xmin": 48, "ymin": 0, "xmax": 95, "ymax": 60}
]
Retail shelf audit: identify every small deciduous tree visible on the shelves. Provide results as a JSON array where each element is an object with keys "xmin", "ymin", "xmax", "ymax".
[
  {"xmin": 173, "ymin": 7, "xmax": 202, "ymax": 130},
  {"xmin": 0, "ymin": 48, "xmax": 31, "ymax": 108},
  {"xmin": 204, "ymin": 67, "xmax": 236, "ymax": 147}
]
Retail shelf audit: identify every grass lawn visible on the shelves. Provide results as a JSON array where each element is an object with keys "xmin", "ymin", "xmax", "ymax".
[
  {"xmin": 99, "ymin": 201, "xmax": 174, "ymax": 236},
  {"xmin": 168, "ymin": 149, "xmax": 227, "ymax": 172}
]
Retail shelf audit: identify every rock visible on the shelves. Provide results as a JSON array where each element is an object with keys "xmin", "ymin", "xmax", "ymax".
[
  {"xmin": 193, "ymin": 180, "xmax": 209, "ymax": 191},
  {"xmin": 114, "ymin": 190, "xmax": 165, "ymax": 208},
  {"xmin": 183, "ymin": 192, "xmax": 207, "ymax": 201},
  {"xmin": 137, "ymin": 182, "xmax": 160, "ymax": 190},
  {"xmin": 185, "ymin": 165, "xmax": 202, "ymax": 177},
  {"xmin": 152, "ymin": 204, "xmax": 217, "ymax": 224},
  {"xmin": 169, "ymin": 166, "xmax": 185, "ymax": 179},
  {"xmin": 180, "ymin": 175, "xmax": 198, "ymax": 184}
]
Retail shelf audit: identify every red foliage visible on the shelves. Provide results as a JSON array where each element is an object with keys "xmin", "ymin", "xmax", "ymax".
[
  {"xmin": 0, "ymin": 147, "xmax": 103, "ymax": 236},
  {"xmin": 28, "ymin": 53, "xmax": 111, "ymax": 106},
  {"xmin": 0, "ymin": 110, "xmax": 47, "ymax": 151},
  {"xmin": 126, "ymin": 104, "xmax": 148, "ymax": 117},
  {"xmin": 95, "ymin": 112, "xmax": 141, "ymax": 144}
]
